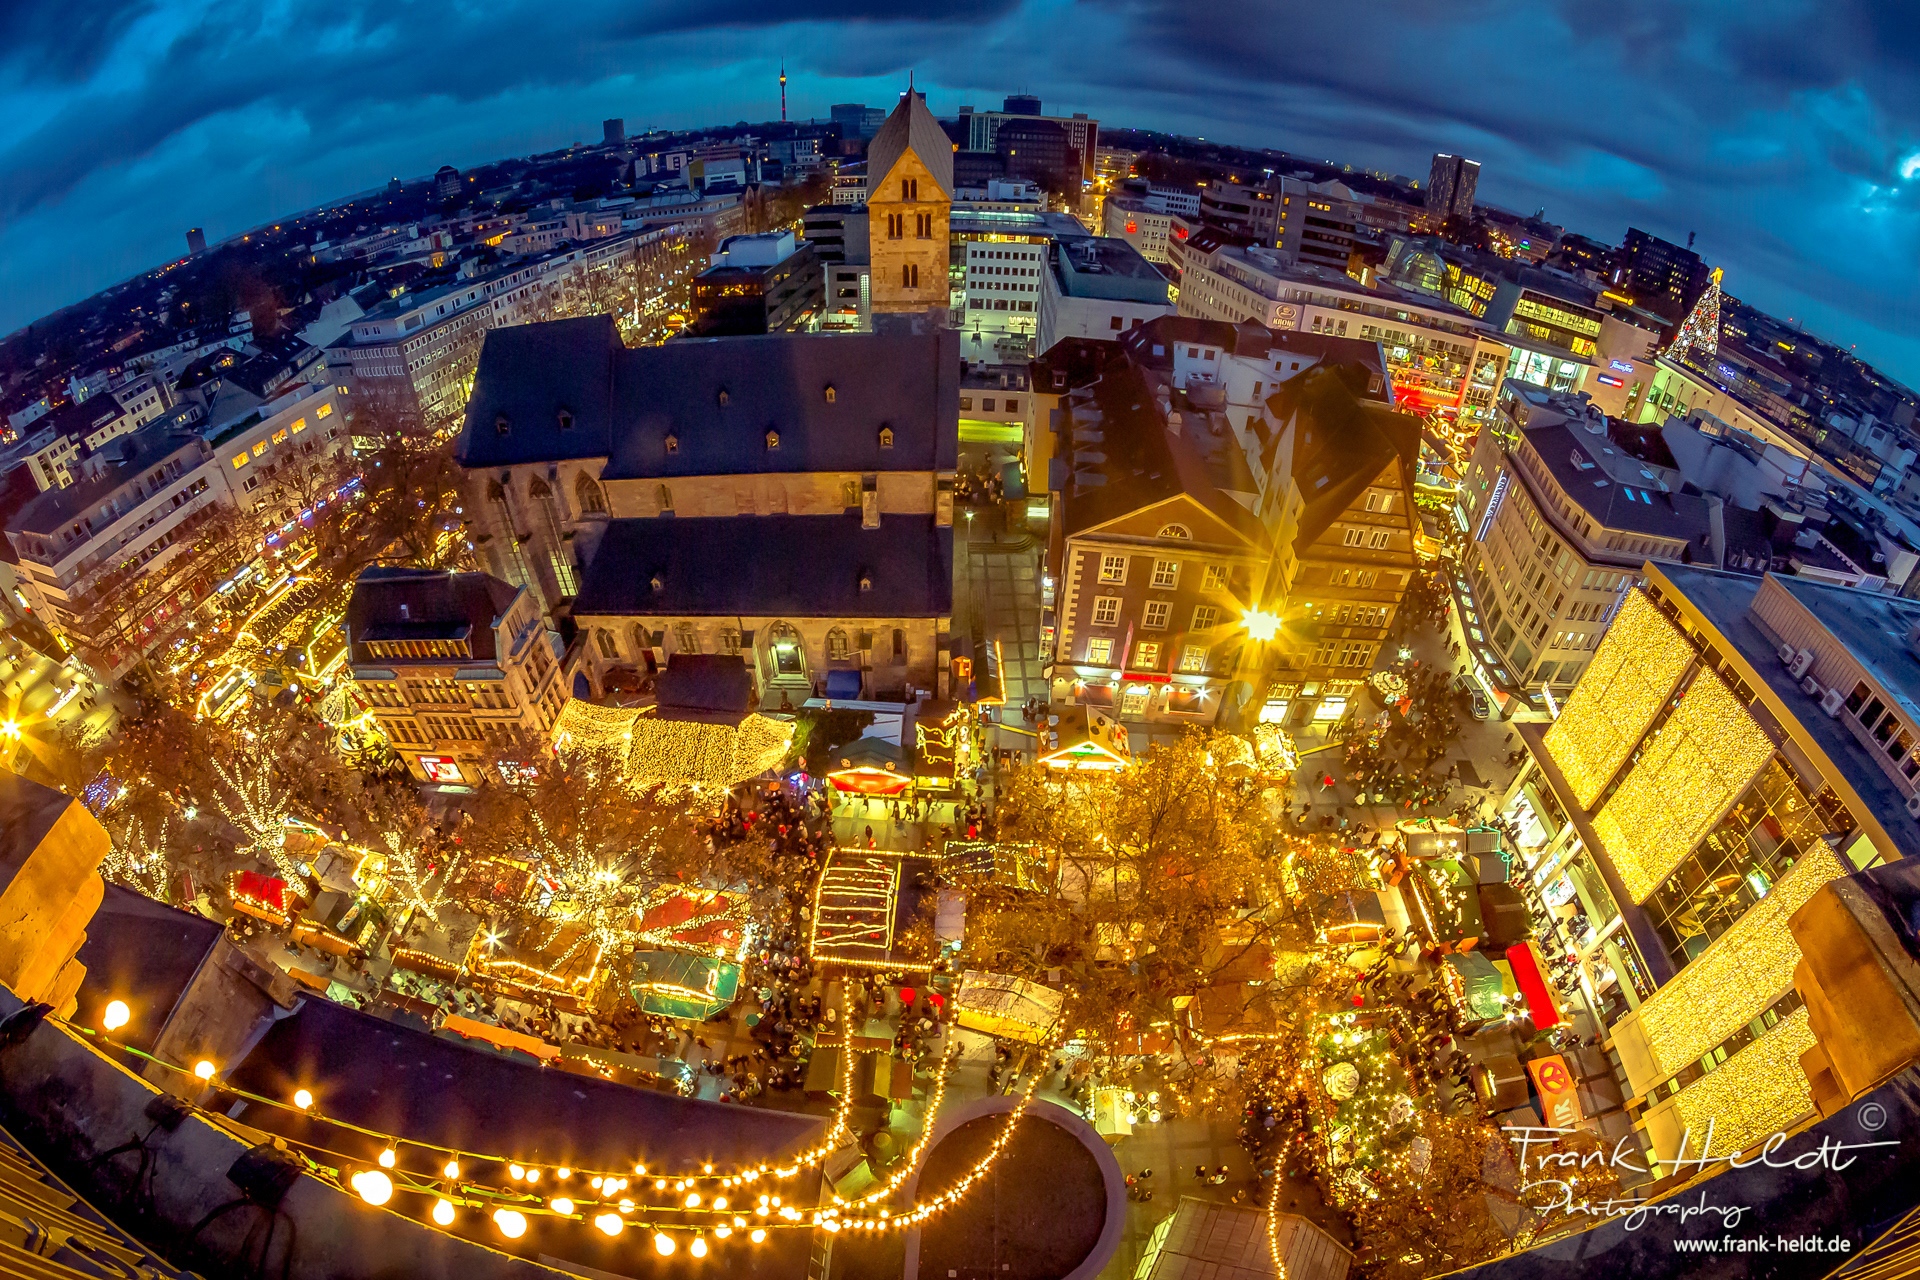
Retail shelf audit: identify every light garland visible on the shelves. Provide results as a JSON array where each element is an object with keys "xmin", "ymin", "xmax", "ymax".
[
  {"xmin": 1542, "ymin": 591, "xmax": 1693, "ymax": 808},
  {"xmin": 1666, "ymin": 1007, "xmax": 1816, "ymax": 1167},
  {"xmin": 1589, "ymin": 667, "xmax": 1773, "ymax": 904}
]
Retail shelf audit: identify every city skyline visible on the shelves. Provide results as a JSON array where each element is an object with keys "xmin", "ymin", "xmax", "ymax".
[{"xmin": 0, "ymin": 0, "xmax": 1916, "ymax": 386}]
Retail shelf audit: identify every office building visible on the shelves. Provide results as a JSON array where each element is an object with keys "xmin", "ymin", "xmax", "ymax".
[
  {"xmin": 433, "ymin": 166, "xmax": 462, "ymax": 201},
  {"xmin": 802, "ymin": 204, "xmax": 872, "ymax": 333},
  {"xmin": 1035, "ymin": 237, "xmax": 1173, "ymax": 356},
  {"xmin": 831, "ymin": 103, "xmax": 888, "ymax": 140},
  {"xmin": 346, "ymin": 567, "xmax": 568, "ymax": 785},
  {"xmin": 1101, "ymin": 196, "xmax": 1173, "ymax": 264},
  {"xmin": 603, "ymin": 117, "xmax": 625, "ymax": 148},
  {"xmin": 1176, "ymin": 241, "xmax": 1511, "ymax": 427},
  {"xmin": 185, "ymin": 228, "xmax": 207, "ymax": 255},
  {"xmin": 1616, "ymin": 228, "xmax": 1712, "ymax": 327},
  {"xmin": 1426, "ymin": 153, "xmax": 1480, "ymax": 219},
  {"xmin": 1510, "ymin": 563, "xmax": 1909, "ymax": 1169},
  {"xmin": 455, "ymin": 316, "xmax": 960, "ymax": 700},
  {"xmin": 1198, "ymin": 177, "xmax": 1368, "ymax": 273},
  {"xmin": 865, "ymin": 92, "xmax": 953, "ymax": 316},
  {"xmin": 689, "ymin": 232, "xmax": 822, "ymax": 336},
  {"xmin": 1454, "ymin": 381, "xmax": 1717, "ymax": 711},
  {"xmin": 952, "ymin": 208, "xmax": 1093, "ymax": 352},
  {"xmin": 993, "ymin": 117, "xmax": 1082, "ymax": 195},
  {"xmin": 959, "ymin": 98, "xmax": 1099, "ymax": 184}
]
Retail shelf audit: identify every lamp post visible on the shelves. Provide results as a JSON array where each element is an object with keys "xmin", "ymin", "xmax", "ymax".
[{"xmin": 1238, "ymin": 609, "xmax": 1281, "ymax": 731}]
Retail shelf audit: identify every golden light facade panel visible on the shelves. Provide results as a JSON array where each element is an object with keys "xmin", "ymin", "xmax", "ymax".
[
  {"xmin": 1668, "ymin": 1008, "xmax": 1817, "ymax": 1164},
  {"xmin": 1543, "ymin": 592, "xmax": 1694, "ymax": 808}
]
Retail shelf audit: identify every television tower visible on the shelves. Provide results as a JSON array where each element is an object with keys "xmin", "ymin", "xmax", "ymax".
[{"xmin": 780, "ymin": 61, "xmax": 787, "ymax": 122}]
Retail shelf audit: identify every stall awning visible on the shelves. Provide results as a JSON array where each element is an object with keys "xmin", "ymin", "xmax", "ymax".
[
  {"xmin": 1506, "ymin": 941, "xmax": 1563, "ymax": 1029},
  {"xmin": 825, "ymin": 669, "xmax": 863, "ymax": 700}
]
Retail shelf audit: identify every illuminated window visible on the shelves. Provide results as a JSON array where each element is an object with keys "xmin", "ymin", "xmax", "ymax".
[
  {"xmin": 253, "ymin": 442, "xmax": 267, "ymax": 457},
  {"xmin": 1150, "ymin": 559, "xmax": 1179, "ymax": 589},
  {"xmin": 1133, "ymin": 641, "xmax": 1161, "ymax": 668},
  {"xmin": 1087, "ymin": 637, "xmax": 1113, "ymax": 664},
  {"xmin": 314, "ymin": 403, "xmax": 332, "ymax": 420},
  {"xmin": 272, "ymin": 429, "xmax": 288, "ymax": 444},
  {"xmin": 290, "ymin": 417, "xmax": 309, "ymax": 435},
  {"xmin": 1179, "ymin": 645, "xmax": 1209, "ymax": 673},
  {"xmin": 231, "ymin": 453, "xmax": 248, "ymax": 469}
]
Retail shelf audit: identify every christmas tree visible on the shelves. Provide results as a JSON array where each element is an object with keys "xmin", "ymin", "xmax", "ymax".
[{"xmin": 1666, "ymin": 266, "xmax": 1722, "ymax": 363}]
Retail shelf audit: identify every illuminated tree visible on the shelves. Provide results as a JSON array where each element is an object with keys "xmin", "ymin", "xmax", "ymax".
[
  {"xmin": 978, "ymin": 730, "xmax": 1304, "ymax": 1070},
  {"xmin": 1347, "ymin": 1112, "xmax": 1514, "ymax": 1280}
]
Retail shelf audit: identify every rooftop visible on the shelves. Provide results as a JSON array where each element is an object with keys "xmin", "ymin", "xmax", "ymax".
[
  {"xmin": 12, "ymin": 428, "xmax": 208, "ymax": 537},
  {"xmin": 1654, "ymin": 565, "xmax": 1920, "ymax": 847},
  {"xmin": 345, "ymin": 567, "xmax": 523, "ymax": 664},
  {"xmin": 1052, "ymin": 237, "xmax": 1170, "ymax": 300},
  {"xmin": 457, "ymin": 318, "xmax": 960, "ymax": 476},
  {"xmin": 573, "ymin": 514, "xmax": 954, "ymax": 619}
]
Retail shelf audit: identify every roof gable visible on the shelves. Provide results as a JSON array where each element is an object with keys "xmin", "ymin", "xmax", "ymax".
[{"xmin": 866, "ymin": 93, "xmax": 955, "ymax": 201}]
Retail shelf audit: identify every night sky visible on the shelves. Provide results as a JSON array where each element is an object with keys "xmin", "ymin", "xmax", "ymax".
[{"xmin": 2, "ymin": 0, "xmax": 1916, "ymax": 384}]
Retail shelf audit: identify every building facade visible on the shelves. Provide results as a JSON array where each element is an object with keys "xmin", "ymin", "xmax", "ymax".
[
  {"xmin": 1454, "ymin": 381, "xmax": 1715, "ymax": 711},
  {"xmin": 346, "ymin": 567, "xmax": 568, "ymax": 785},
  {"xmin": 1512, "ymin": 564, "xmax": 1910, "ymax": 1171},
  {"xmin": 454, "ymin": 317, "xmax": 961, "ymax": 701},
  {"xmin": 866, "ymin": 93, "xmax": 954, "ymax": 317},
  {"xmin": 1035, "ymin": 237, "xmax": 1174, "ymax": 356},
  {"xmin": 1101, "ymin": 197, "xmax": 1173, "ymax": 264},
  {"xmin": 1425, "ymin": 154, "xmax": 1480, "ymax": 219}
]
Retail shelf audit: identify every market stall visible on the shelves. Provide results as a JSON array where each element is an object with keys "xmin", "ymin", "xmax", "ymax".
[{"xmin": 952, "ymin": 970, "xmax": 1065, "ymax": 1043}]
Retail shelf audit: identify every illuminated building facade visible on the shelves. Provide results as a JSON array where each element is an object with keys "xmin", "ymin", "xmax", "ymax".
[
  {"xmin": 1175, "ymin": 240, "xmax": 1510, "ymax": 427},
  {"xmin": 1512, "ymin": 562, "xmax": 1912, "ymax": 1170},
  {"xmin": 1453, "ymin": 381, "xmax": 1714, "ymax": 710},
  {"xmin": 346, "ymin": 567, "xmax": 569, "ymax": 785},
  {"xmin": 866, "ymin": 92, "xmax": 953, "ymax": 317}
]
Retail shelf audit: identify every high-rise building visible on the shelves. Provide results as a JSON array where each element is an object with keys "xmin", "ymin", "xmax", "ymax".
[
  {"xmin": 1616, "ymin": 227, "xmax": 1712, "ymax": 327},
  {"xmin": 830, "ymin": 103, "xmax": 887, "ymax": 140},
  {"xmin": 1426, "ymin": 153, "xmax": 1480, "ymax": 220},
  {"xmin": 433, "ymin": 165, "xmax": 462, "ymax": 201},
  {"xmin": 959, "ymin": 98, "xmax": 1099, "ymax": 184},
  {"xmin": 1509, "ymin": 563, "xmax": 1910, "ymax": 1171},
  {"xmin": 602, "ymin": 117, "xmax": 625, "ymax": 148},
  {"xmin": 1197, "ymin": 177, "xmax": 1367, "ymax": 272},
  {"xmin": 689, "ymin": 231, "xmax": 823, "ymax": 335},
  {"xmin": 865, "ymin": 91, "xmax": 953, "ymax": 317},
  {"xmin": 185, "ymin": 228, "xmax": 206, "ymax": 255}
]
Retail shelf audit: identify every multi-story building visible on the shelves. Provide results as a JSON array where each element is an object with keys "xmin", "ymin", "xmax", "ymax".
[
  {"xmin": 866, "ymin": 92, "xmax": 953, "ymax": 317},
  {"xmin": 186, "ymin": 227, "xmax": 207, "ymax": 255},
  {"xmin": 1038, "ymin": 316, "xmax": 1415, "ymax": 728},
  {"xmin": 3, "ymin": 382, "xmax": 354, "ymax": 677},
  {"xmin": 346, "ymin": 567, "xmax": 567, "ymax": 785},
  {"xmin": 953, "ymin": 179, "xmax": 1045, "ymax": 211},
  {"xmin": 1101, "ymin": 196, "xmax": 1173, "ymax": 264},
  {"xmin": 6, "ymin": 430, "xmax": 226, "ymax": 676},
  {"xmin": 830, "ymin": 104, "xmax": 887, "ymax": 140},
  {"xmin": 331, "ymin": 279, "xmax": 494, "ymax": 425},
  {"xmin": 1380, "ymin": 238, "xmax": 1605, "ymax": 394},
  {"xmin": 1455, "ymin": 381, "xmax": 1718, "ymax": 711},
  {"xmin": 802, "ymin": 205, "xmax": 873, "ymax": 333},
  {"xmin": 958, "ymin": 98, "xmax": 1099, "ymax": 184},
  {"xmin": 1425, "ymin": 153, "xmax": 1480, "ymax": 219},
  {"xmin": 603, "ymin": 118, "xmax": 625, "ymax": 148},
  {"xmin": 1199, "ymin": 177, "xmax": 1368, "ymax": 274},
  {"xmin": 455, "ymin": 316, "xmax": 960, "ymax": 701},
  {"xmin": 1175, "ymin": 242, "xmax": 1511, "ymax": 428},
  {"xmin": 1615, "ymin": 228, "xmax": 1711, "ymax": 327},
  {"xmin": 1035, "ymin": 237, "xmax": 1173, "ymax": 356},
  {"xmin": 1509, "ymin": 563, "xmax": 1911, "ymax": 1171},
  {"xmin": 689, "ymin": 232, "xmax": 823, "ymax": 336}
]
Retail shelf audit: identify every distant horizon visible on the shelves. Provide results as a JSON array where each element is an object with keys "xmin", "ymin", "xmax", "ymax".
[{"xmin": 1, "ymin": 1, "xmax": 1914, "ymax": 386}]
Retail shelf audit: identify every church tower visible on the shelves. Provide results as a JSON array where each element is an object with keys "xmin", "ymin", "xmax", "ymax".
[{"xmin": 865, "ymin": 88, "xmax": 953, "ymax": 318}]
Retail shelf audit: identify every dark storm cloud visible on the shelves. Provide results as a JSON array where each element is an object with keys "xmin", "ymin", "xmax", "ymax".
[{"xmin": 1, "ymin": 0, "xmax": 1914, "ymax": 381}]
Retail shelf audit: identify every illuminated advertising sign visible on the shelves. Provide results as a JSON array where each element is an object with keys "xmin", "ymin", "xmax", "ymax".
[
  {"xmin": 1608, "ymin": 358, "xmax": 1635, "ymax": 373},
  {"xmin": 1475, "ymin": 469, "xmax": 1510, "ymax": 543},
  {"xmin": 1596, "ymin": 374, "xmax": 1624, "ymax": 387},
  {"xmin": 418, "ymin": 755, "xmax": 464, "ymax": 784}
]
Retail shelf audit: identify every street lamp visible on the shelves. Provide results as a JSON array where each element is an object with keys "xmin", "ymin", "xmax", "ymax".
[{"xmin": 1243, "ymin": 610, "xmax": 1279, "ymax": 642}]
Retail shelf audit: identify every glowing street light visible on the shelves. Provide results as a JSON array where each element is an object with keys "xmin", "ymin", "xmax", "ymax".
[{"xmin": 1243, "ymin": 610, "xmax": 1280, "ymax": 642}]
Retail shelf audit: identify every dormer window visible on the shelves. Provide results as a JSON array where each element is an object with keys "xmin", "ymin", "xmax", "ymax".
[
  {"xmin": 650, "ymin": 574, "xmax": 664, "ymax": 593},
  {"xmin": 557, "ymin": 407, "xmax": 574, "ymax": 431},
  {"xmin": 495, "ymin": 414, "xmax": 510, "ymax": 435},
  {"xmin": 859, "ymin": 574, "xmax": 873, "ymax": 594},
  {"xmin": 664, "ymin": 433, "xmax": 679, "ymax": 455},
  {"xmin": 765, "ymin": 429, "xmax": 780, "ymax": 450},
  {"xmin": 879, "ymin": 426, "xmax": 895, "ymax": 449},
  {"xmin": 824, "ymin": 385, "xmax": 837, "ymax": 404},
  {"xmin": 717, "ymin": 388, "xmax": 730, "ymax": 408}
]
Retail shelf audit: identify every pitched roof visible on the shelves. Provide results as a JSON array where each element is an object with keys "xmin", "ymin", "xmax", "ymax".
[
  {"xmin": 1269, "ymin": 362, "xmax": 1422, "ymax": 552},
  {"xmin": 452, "ymin": 314, "xmax": 623, "ymax": 468},
  {"xmin": 457, "ymin": 322, "xmax": 960, "ymax": 476},
  {"xmin": 345, "ymin": 567, "xmax": 522, "ymax": 663},
  {"xmin": 866, "ymin": 92, "xmax": 955, "ymax": 200},
  {"xmin": 574, "ymin": 514, "xmax": 953, "ymax": 619}
]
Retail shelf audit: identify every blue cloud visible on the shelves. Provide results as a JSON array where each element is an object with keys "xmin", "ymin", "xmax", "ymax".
[{"xmin": 0, "ymin": 0, "xmax": 1914, "ymax": 386}]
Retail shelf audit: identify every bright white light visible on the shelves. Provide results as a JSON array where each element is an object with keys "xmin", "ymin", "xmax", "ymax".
[
  {"xmin": 101, "ymin": 1000, "xmax": 131, "ymax": 1031},
  {"xmin": 293, "ymin": 1089, "xmax": 313, "ymax": 1110},
  {"xmin": 654, "ymin": 1232, "xmax": 677, "ymax": 1256},
  {"xmin": 1901, "ymin": 153, "xmax": 1920, "ymax": 181},
  {"xmin": 494, "ymin": 1209, "xmax": 527, "ymax": 1239},
  {"xmin": 193, "ymin": 1060, "xmax": 216, "ymax": 1080},
  {"xmin": 432, "ymin": 1199, "xmax": 456, "ymax": 1226},
  {"xmin": 351, "ymin": 1170, "xmax": 393, "ymax": 1206},
  {"xmin": 595, "ymin": 1213, "xmax": 624, "ymax": 1236}
]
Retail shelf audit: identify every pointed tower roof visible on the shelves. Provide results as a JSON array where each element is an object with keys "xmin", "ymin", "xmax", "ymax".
[{"xmin": 866, "ymin": 89, "xmax": 954, "ymax": 200}]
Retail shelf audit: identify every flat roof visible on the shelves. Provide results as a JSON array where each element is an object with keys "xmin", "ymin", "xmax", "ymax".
[{"xmin": 1655, "ymin": 564, "xmax": 1920, "ymax": 846}]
